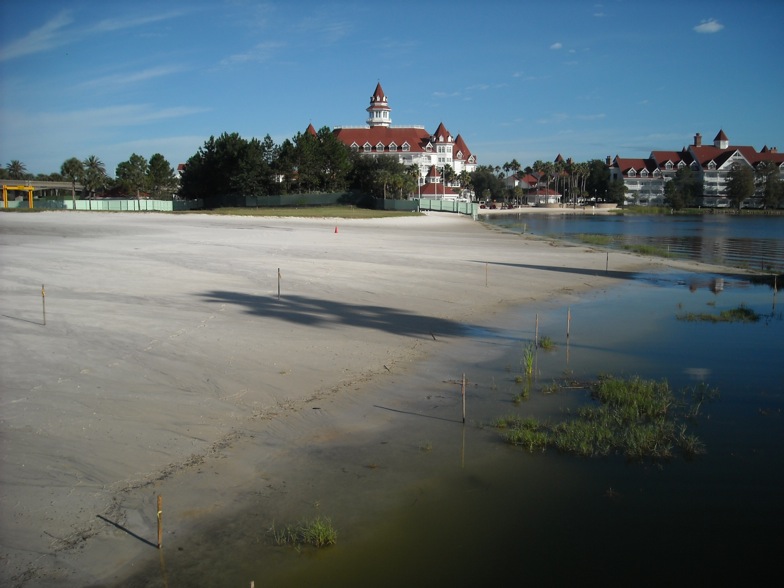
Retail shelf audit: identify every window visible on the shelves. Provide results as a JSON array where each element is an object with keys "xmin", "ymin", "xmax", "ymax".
[
  {"xmin": 665, "ymin": 161, "xmax": 673, "ymax": 169},
  {"xmin": 402, "ymin": 142, "xmax": 410, "ymax": 152},
  {"xmin": 640, "ymin": 169, "xmax": 648, "ymax": 177},
  {"xmin": 389, "ymin": 142, "xmax": 397, "ymax": 152},
  {"xmin": 376, "ymin": 142, "xmax": 385, "ymax": 152},
  {"xmin": 628, "ymin": 169, "xmax": 636, "ymax": 177},
  {"xmin": 363, "ymin": 142, "xmax": 372, "ymax": 153},
  {"xmin": 350, "ymin": 142, "xmax": 359, "ymax": 151}
]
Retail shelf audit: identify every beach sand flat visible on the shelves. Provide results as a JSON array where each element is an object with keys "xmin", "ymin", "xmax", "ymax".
[{"xmin": 0, "ymin": 211, "xmax": 717, "ymax": 586}]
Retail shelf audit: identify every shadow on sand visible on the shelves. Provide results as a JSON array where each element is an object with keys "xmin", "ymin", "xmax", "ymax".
[{"xmin": 200, "ymin": 291, "xmax": 489, "ymax": 340}]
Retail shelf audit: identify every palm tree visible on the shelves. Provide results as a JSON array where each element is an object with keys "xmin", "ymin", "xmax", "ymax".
[
  {"xmin": 6, "ymin": 160, "xmax": 27, "ymax": 180},
  {"xmin": 60, "ymin": 157, "xmax": 84, "ymax": 209},
  {"xmin": 82, "ymin": 155, "xmax": 106, "ymax": 199}
]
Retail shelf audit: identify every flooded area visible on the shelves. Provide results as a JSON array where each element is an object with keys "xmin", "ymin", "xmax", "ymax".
[{"xmin": 123, "ymin": 270, "xmax": 784, "ymax": 587}]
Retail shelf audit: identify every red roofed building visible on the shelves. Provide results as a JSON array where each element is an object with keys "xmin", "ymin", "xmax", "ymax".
[
  {"xmin": 610, "ymin": 130, "xmax": 783, "ymax": 207},
  {"xmin": 331, "ymin": 83, "xmax": 477, "ymax": 197}
]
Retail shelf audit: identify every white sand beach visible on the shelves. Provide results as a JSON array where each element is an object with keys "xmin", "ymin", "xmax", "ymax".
[{"xmin": 0, "ymin": 210, "xmax": 723, "ymax": 586}]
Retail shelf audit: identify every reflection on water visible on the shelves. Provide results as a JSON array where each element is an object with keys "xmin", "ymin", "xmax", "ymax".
[
  {"xmin": 483, "ymin": 213, "xmax": 784, "ymax": 273},
  {"xmin": 124, "ymin": 273, "xmax": 783, "ymax": 587}
]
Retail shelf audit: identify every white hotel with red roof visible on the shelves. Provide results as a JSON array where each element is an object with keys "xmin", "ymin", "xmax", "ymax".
[
  {"xmin": 325, "ymin": 82, "xmax": 477, "ymax": 198},
  {"xmin": 609, "ymin": 130, "xmax": 784, "ymax": 207}
]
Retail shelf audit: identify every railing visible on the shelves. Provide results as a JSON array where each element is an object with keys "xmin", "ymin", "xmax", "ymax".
[{"xmin": 4, "ymin": 198, "xmax": 202, "ymax": 211}]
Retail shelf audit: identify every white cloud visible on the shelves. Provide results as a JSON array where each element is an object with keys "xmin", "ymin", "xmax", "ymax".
[
  {"xmin": 90, "ymin": 11, "xmax": 185, "ymax": 33},
  {"xmin": 78, "ymin": 66, "xmax": 188, "ymax": 91},
  {"xmin": 550, "ymin": 42, "xmax": 563, "ymax": 50},
  {"xmin": 694, "ymin": 18, "xmax": 724, "ymax": 34},
  {"xmin": 0, "ymin": 9, "xmax": 188, "ymax": 63},
  {"xmin": 221, "ymin": 41, "xmax": 285, "ymax": 65},
  {"xmin": 0, "ymin": 10, "xmax": 74, "ymax": 61}
]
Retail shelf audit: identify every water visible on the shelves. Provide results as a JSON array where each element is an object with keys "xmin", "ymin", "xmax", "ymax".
[
  {"xmin": 482, "ymin": 212, "xmax": 784, "ymax": 273},
  {"xmin": 124, "ymin": 271, "xmax": 784, "ymax": 587}
]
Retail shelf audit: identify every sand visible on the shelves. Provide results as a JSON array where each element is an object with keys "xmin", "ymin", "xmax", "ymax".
[{"xmin": 0, "ymin": 210, "xmax": 715, "ymax": 586}]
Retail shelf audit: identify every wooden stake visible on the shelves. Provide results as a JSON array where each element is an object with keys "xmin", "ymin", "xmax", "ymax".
[
  {"xmin": 277, "ymin": 268, "xmax": 281, "ymax": 300},
  {"xmin": 41, "ymin": 284, "xmax": 46, "ymax": 326},
  {"xmin": 485, "ymin": 262, "xmax": 488, "ymax": 287},
  {"xmin": 567, "ymin": 306, "xmax": 571, "ymax": 340},
  {"xmin": 535, "ymin": 314, "xmax": 540, "ymax": 345},
  {"xmin": 461, "ymin": 373, "xmax": 466, "ymax": 424},
  {"xmin": 606, "ymin": 252, "xmax": 609, "ymax": 272},
  {"xmin": 157, "ymin": 495, "xmax": 163, "ymax": 549}
]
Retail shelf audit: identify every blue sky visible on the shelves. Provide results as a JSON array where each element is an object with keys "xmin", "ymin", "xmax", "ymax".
[{"xmin": 1, "ymin": 0, "xmax": 782, "ymax": 177}]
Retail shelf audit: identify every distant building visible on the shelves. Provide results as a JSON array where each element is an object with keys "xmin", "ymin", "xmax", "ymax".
[
  {"xmin": 329, "ymin": 83, "xmax": 477, "ymax": 197},
  {"xmin": 610, "ymin": 130, "xmax": 784, "ymax": 207}
]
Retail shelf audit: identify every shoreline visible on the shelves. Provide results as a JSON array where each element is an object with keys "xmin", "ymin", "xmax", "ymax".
[{"xmin": 0, "ymin": 211, "xmax": 743, "ymax": 586}]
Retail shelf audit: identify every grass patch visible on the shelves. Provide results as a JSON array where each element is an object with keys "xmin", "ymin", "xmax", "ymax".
[
  {"xmin": 677, "ymin": 304, "xmax": 760, "ymax": 323},
  {"xmin": 538, "ymin": 335, "xmax": 556, "ymax": 350},
  {"xmin": 270, "ymin": 516, "xmax": 337, "ymax": 548},
  {"xmin": 575, "ymin": 233, "xmax": 615, "ymax": 246},
  {"xmin": 522, "ymin": 343, "xmax": 535, "ymax": 376},
  {"xmin": 496, "ymin": 375, "xmax": 715, "ymax": 461},
  {"xmin": 182, "ymin": 206, "xmax": 420, "ymax": 219},
  {"xmin": 622, "ymin": 243, "xmax": 676, "ymax": 258}
]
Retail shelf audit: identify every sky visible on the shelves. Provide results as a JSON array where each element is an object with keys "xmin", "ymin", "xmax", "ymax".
[{"xmin": 1, "ymin": 0, "xmax": 782, "ymax": 177}]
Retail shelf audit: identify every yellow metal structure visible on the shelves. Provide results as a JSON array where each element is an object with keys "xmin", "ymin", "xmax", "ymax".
[{"xmin": 2, "ymin": 185, "xmax": 35, "ymax": 208}]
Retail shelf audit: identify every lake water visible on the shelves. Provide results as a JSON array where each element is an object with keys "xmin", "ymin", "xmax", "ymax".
[
  {"xmin": 481, "ymin": 212, "xmax": 784, "ymax": 273},
  {"xmin": 122, "ymin": 219, "xmax": 784, "ymax": 587}
]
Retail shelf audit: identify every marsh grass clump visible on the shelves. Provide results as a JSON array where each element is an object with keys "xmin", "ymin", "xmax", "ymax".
[
  {"xmin": 538, "ymin": 336, "xmax": 556, "ymax": 351},
  {"xmin": 677, "ymin": 304, "xmax": 760, "ymax": 323},
  {"xmin": 271, "ymin": 516, "xmax": 337, "ymax": 548},
  {"xmin": 576, "ymin": 233, "xmax": 615, "ymax": 246},
  {"xmin": 622, "ymin": 243, "xmax": 677, "ymax": 258},
  {"xmin": 522, "ymin": 343, "xmax": 535, "ymax": 376},
  {"xmin": 513, "ymin": 380, "xmax": 531, "ymax": 404},
  {"xmin": 496, "ymin": 375, "xmax": 711, "ymax": 461}
]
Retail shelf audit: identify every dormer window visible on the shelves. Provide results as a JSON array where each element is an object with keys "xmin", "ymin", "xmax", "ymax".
[
  {"xmin": 389, "ymin": 142, "xmax": 397, "ymax": 152},
  {"xmin": 708, "ymin": 161, "xmax": 716, "ymax": 169},
  {"xmin": 677, "ymin": 161, "xmax": 685, "ymax": 168},
  {"xmin": 363, "ymin": 142, "xmax": 372, "ymax": 153},
  {"xmin": 628, "ymin": 169, "xmax": 637, "ymax": 177},
  {"xmin": 376, "ymin": 142, "xmax": 385, "ymax": 152},
  {"xmin": 426, "ymin": 144, "xmax": 433, "ymax": 152},
  {"xmin": 456, "ymin": 150, "xmax": 463, "ymax": 159},
  {"xmin": 665, "ymin": 161, "xmax": 673, "ymax": 169},
  {"xmin": 350, "ymin": 142, "xmax": 359, "ymax": 152},
  {"xmin": 402, "ymin": 142, "xmax": 410, "ymax": 152}
]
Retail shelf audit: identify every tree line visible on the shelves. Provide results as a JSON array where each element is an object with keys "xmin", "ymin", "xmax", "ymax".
[
  {"xmin": 2, "ymin": 154, "xmax": 178, "ymax": 206},
  {"xmin": 19, "ymin": 128, "xmax": 780, "ymax": 210}
]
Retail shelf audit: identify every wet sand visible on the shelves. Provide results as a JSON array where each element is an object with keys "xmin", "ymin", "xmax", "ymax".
[{"xmin": 0, "ymin": 210, "xmax": 719, "ymax": 586}]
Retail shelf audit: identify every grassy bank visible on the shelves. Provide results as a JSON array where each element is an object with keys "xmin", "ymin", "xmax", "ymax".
[
  {"xmin": 182, "ymin": 206, "xmax": 421, "ymax": 219},
  {"xmin": 496, "ymin": 375, "xmax": 715, "ymax": 461}
]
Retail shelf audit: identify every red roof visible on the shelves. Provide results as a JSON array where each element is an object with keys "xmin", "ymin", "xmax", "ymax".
[
  {"xmin": 419, "ymin": 182, "xmax": 457, "ymax": 196},
  {"xmin": 306, "ymin": 123, "xmax": 317, "ymax": 137},
  {"xmin": 649, "ymin": 150, "xmax": 694, "ymax": 167},
  {"xmin": 613, "ymin": 157, "xmax": 657, "ymax": 175},
  {"xmin": 432, "ymin": 122, "xmax": 452, "ymax": 143},
  {"xmin": 453, "ymin": 134, "xmax": 472, "ymax": 161},
  {"xmin": 368, "ymin": 82, "xmax": 390, "ymax": 112},
  {"xmin": 333, "ymin": 126, "xmax": 432, "ymax": 153}
]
